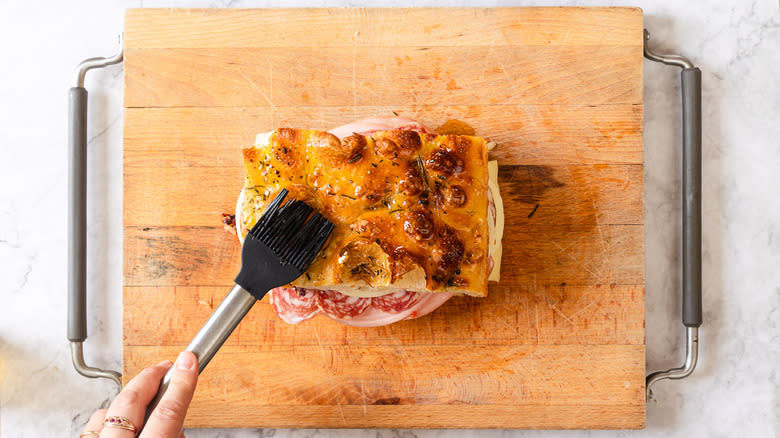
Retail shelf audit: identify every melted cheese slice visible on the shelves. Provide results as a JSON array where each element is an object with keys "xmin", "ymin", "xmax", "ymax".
[
  {"xmin": 237, "ymin": 128, "xmax": 504, "ymax": 297},
  {"xmin": 487, "ymin": 160, "xmax": 504, "ymax": 282}
]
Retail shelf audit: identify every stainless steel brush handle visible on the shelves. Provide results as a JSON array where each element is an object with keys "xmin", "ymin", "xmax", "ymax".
[
  {"xmin": 145, "ymin": 285, "xmax": 256, "ymax": 418},
  {"xmin": 142, "ymin": 189, "xmax": 333, "ymax": 429}
]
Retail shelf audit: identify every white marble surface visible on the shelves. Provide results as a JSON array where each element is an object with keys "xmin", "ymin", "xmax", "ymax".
[{"xmin": 1, "ymin": 0, "xmax": 778, "ymax": 436}]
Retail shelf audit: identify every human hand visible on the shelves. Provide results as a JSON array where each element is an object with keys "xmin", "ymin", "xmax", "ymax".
[{"xmin": 80, "ymin": 351, "xmax": 199, "ymax": 438}]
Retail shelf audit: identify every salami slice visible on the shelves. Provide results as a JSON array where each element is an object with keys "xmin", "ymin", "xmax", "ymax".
[
  {"xmin": 317, "ymin": 290, "xmax": 371, "ymax": 319},
  {"xmin": 268, "ymin": 287, "xmax": 320, "ymax": 324},
  {"xmin": 372, "ymin": 291, "xmax": 423, "ymax": 313},
  {"xmin": 324, "ymin": 292, "xmax": 455, "ymax": 327}
]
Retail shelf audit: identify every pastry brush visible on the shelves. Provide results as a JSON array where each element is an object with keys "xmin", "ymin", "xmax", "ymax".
[{"xmin": 144, "ymin": 188, "xmax": 334, "ymax": 417}]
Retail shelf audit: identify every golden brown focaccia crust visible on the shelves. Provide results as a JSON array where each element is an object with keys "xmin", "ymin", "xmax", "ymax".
[{"xmin": 238, "ymin": 128, "xmax": 490, "ymax": 297}]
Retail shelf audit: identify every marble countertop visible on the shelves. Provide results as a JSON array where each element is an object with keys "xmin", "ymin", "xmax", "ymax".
[{"xmin": 1, "ymin": 0, "xmax": 778, "ymax": 437}]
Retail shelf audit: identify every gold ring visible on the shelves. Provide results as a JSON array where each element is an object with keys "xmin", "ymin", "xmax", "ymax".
[
  {"xmin": 103, "ymin": 415, "xmax": 136, "ymax": 432},
  {"xmin": 79, "ymin": 432, "xmax": 101, "ymax": 438}
]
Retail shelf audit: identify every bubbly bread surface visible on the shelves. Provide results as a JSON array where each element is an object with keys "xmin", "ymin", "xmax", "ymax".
[{"xmin": 239, "ymin": 128, "xmax": 491, "ymax": 297}]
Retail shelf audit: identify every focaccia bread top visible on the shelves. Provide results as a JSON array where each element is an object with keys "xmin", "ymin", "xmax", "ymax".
[{"xmin": 238, "ymin": 128, "xmax": 490, "ymax": 297}]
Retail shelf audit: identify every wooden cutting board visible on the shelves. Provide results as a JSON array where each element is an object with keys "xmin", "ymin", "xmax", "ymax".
[{"xmin": 122, "ymin": 8, "xmax": 645, "ymax": 429}]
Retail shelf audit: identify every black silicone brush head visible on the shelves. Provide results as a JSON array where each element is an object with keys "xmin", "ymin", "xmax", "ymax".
[{"xmin": 235, "ymin": 189, "xmax": 334, "ymax": 299}]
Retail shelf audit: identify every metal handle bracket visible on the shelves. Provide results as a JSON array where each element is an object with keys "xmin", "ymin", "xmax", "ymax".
[
  {"xmin": 643, "ymin": 29, "xmax": 703, "ymax": 401},
  {"xmin": 68, "ymin": 34, "xmax": 124, "ymax": 392}
]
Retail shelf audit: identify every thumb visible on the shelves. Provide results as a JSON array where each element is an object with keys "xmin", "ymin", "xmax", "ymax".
[{"xmin": 141, "ymin": 351, "xmax": 199, "ymax": 437}]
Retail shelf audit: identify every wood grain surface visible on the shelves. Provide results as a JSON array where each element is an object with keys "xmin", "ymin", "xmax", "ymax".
[{"xmin": 122, "ymin": 7, "xmax": 646, "ymax": 429}]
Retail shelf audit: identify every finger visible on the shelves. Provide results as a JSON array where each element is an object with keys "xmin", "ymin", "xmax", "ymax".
[
  {"xmin": 81, "ymin": 408, "xmax": 107, "ymax": 435},
  {"xmin": 101, "ymin": 360, "xmax": 172, "ymax": 437},
  {"xmin": 141, "ymin": 351, "xmax": 199, "ymax": 438}
]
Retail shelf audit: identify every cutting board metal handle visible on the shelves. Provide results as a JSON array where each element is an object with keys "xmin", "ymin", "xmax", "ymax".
[
  {"xmin": 67, "ymin": 34, "xmax": 124, "ymax": 393},
  {"xmin": 643, "ymin": 29, "xmax": 702, "ymax": 402}
]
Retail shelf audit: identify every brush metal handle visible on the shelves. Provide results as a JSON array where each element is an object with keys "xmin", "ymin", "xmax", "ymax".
[{"xmin": 145, "ymin": 285, "xmax": 257, "ymax": 422}]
